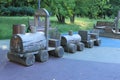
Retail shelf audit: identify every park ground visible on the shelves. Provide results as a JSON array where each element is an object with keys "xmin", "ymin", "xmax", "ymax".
[{"xmin": 0, "ymin": 37, "xmax": 120, "ymax": 80}]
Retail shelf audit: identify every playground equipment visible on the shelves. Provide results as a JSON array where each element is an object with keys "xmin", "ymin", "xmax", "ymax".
[
  {"xmin": 78, "ymin": 30, "xmax": 101, "ymax": 48},
  {"xmin": 94, "ymin": 11, "xmax": 120, "ymax": 39},
  {"xmin": 7, "ymin": 8, "xmax": 64, "ymax": 66},
  {"xmin": 89, "ymin": 29, "xmax": 101, "ymax": 46},
  {"xmin": 78, "ymin": 30, "xmax": 94, "ymax": 48},
  {"xmin": 7, "ymin": 8, "xmax": 102, "ymax": 67},
  {"xmin": 61, "ymin": 30, "xmax": 84, "ymax": 53}
]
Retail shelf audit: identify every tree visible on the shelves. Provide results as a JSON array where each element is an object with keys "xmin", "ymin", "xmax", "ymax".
[
  {"xmin": 96, "ymin": 0, "xmax": 110, "ymax": 18},
  {"xmin": 41, "ymin": 0, "xmax": 75, "ymax": 23},
  {"xmin": 0, "ymin": 0, "xmax": 114, "ymax": 19},
  {"xmin": 109, "ymin": 0, "xmax": 120, "ymax": 18},
  {"xmin": 75, "ymin": 0, "xmax": 110, "ymax": 19}
]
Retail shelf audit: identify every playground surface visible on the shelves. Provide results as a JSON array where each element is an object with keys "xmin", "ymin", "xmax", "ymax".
[{"xmin": 0, "ymin": 37, "xmax": 120, "ymax": 80}]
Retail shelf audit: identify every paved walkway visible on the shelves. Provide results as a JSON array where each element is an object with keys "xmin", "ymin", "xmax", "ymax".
[{"xmin": 0, "ymin": 37, "xmax": 120, "ymax": 80}]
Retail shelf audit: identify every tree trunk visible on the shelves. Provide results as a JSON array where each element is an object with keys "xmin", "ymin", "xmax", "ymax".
[
  {"xmin": 56, "ymin": 14, "xmax": 65, "ymax": 24},
  {"xmin": 70, "ymin": 14, "xmax": 75, "ymax": 23}
]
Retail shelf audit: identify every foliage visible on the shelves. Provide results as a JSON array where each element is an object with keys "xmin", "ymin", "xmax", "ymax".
[
  {"xmin": 109, "ymin": 0, "xmax": 120, "ymax": 18},
  {"xmin": 74, "ymin": 0, "xmax": 110, "ymax": 19},
  {"xmin": 0, "ymin": 0, "xmax": 120, "ymax": 22},
  {"xmin": 0, "ymin": 6, "xmax": 35, "ymax": 16},
  {"xmin": 41, "ymin": 0, "xmax": 75, "ymax": 23}
]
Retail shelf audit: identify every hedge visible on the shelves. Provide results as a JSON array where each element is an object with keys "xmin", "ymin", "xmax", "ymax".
[{"xmin": 0, "ymin": 6, "xmax": 35, "ymax": 16}]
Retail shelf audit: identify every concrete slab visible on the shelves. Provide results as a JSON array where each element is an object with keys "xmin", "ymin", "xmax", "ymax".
[
  {"xmin": 0, "ymin": 57, "xmax": 120, "ymax": 80},
  {"xmin": 63, "ymin": 47, "xmax": 120, "ymax": 64}
]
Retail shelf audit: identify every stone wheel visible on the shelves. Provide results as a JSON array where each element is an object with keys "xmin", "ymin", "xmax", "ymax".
[
  {"xmin": 86, "ymin": 41, "xmax": 94, "ymax": 48},
  {"xmin": 24, "ymin": 54, "xmax": 35, "ymax": 66},
  {"xmin": 77, "ymin": 42, "xmax": 84, "ymax": 51},
  {"xmin": 94, "ymin": 39, "xmax": 101, "ymax": 46},
  {"xmin": 7, "ymin": 52, "xmax": 35, "ymax": 66},
  {"xmin": 67, "ymin": 43, "xmax": 77, "ymax": 53},
  {"xmin": 54, "ymin": 46, "xmax": 64, "ymax": 58},
  {"xmin": 7, "ymin": 52, "xmax": 20, "ymax": 62},
  {"xmin": 35, "ymin": 50, "xmax": 49, "ymax": 62}
]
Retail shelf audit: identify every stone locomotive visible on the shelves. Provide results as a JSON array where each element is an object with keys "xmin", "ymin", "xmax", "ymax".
[{"xmin": 7, "ymin": 8, "xmax": 64, "ymax": 66}]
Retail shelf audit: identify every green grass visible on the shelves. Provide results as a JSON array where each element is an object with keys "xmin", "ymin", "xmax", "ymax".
[
  {"xmin": 0, "ymin": 16, "xmax": 114, "ymax": 39},
  {"xmin": 0, "ymin": 16, "xmax": 28, "ymax": 39},
  {"xmin": 50, "ymin": 17, "xmax": 96, "ymax": 32}
]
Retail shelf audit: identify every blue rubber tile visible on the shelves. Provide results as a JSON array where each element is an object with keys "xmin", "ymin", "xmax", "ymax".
[{"xmin": 100, "ymin": 37, "xmax": 120, "ymax": 48}]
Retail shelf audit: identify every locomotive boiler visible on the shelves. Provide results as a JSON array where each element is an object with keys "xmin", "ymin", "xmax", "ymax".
[
  {"xmin": 61, "ymin": 31, "xmax": 84, "ymax": 53},
  {"xmin": 10, "ymin": 32, "xmax": 46, "ymax": 53}
]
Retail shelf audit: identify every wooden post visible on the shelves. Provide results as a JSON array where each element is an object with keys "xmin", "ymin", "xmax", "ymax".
[
  {"xmin": 118, "ymin": 11, "xmax": 120, "ymax": 30},
  {"xmin": 114, "ymin": 17, "xmax": 118, "ymax": 32},
  {"xmin": 34, "ymin": 15, "xmax": 38, "ymax": 27},
  {"xmin": 115, "ymin": 10, "xmax": 120, "ymax": 32},
  {"xmin": 45, "ymin": 16, "xmax": 49, "ymax": 50}
]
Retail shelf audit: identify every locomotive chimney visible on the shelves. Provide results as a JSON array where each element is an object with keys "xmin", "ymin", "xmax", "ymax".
[
  {"xmin": 68, "ymin": 30, "xmax": 73, "ymax": 36},
  {"xmin": 12, "ymin": 24, "xmax": 26, "ymax": 35},
  {"xmin": 30, "ymin": 26, "xmax": 36, "ymax": 33},
  {"xmin": 20, "ymin": 24, "xmax": 26, "ymax": 34}
]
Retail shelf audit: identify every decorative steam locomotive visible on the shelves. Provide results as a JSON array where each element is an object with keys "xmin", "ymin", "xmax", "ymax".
[
  {"xmin": 7, "ymin": 8, "xmax": 64, "ymax": 66},
  {"xmin": 7, "ymin": 8, "xmax": 101, "ymax": 66}
]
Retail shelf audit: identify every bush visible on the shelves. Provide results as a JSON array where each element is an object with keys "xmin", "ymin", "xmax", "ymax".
[
  {"xmin": 8, "ymin": 6, "xmax": 17, "ymax": 16},
  {"xmin": 1, "ymin": 7, "xmax": 10, "ymax": 16},
  {"xmin": 26, "ymin": 6, "xmax": 35, "ymax": 16},
  {"xmin": 0, "ymin": 6, "xmax": 35, "ymax": 16}
]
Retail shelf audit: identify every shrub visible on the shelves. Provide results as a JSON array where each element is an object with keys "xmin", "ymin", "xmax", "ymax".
[
  {"xmin": 1, "ymin": 7, "xmax": 10, "ymax": 16},
  {"xmin": 0, "ymin": 6, "xmax": 35, "ymax": 16},
  {"xmin": 26, "ymin": 6, "xmax": 35, "ymax": 16}
]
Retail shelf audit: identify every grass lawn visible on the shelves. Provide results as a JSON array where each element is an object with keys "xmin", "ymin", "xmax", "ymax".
[
  {"xmin": 0, "ymin": 16, "xmax": 114, "ymax": 39},
  {"xmin": 0, "ymin": 16, "xmax": 28, "ymax": 39}
]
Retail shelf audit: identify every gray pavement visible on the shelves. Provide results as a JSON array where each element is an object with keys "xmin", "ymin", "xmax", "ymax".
[
  {"xmin": 0, "ymin": 39, "xmax": 9, "ymax": 50},
  {"xmin": 64, "ymin": 47, "xmax": 120, "ymax": 64},
  {"xmin": 0, "ymin": 37, "xmax": 120, "ymax": 80}
]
